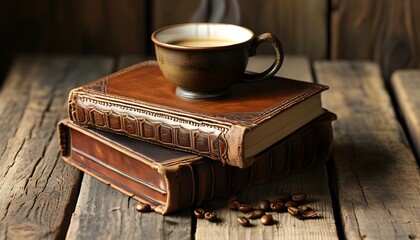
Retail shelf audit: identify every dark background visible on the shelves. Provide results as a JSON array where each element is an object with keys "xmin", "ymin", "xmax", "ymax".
[{"xmin": 1, "ymin": 0, "xmax": 419, "ymax": 85}]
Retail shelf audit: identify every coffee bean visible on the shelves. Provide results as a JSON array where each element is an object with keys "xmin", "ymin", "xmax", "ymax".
[
  {"xmin": 285, "ymin": 200, "xmax": 298, "ymax": 208},
  {"xmin": 301, "ymin": 209, "xmax": 318, "ymax": 219},
  {"xmin": 204, "ymin": 211, "xmax": 217, "ymax": 222},
  {"xmin": 287, "ymin": 206, "xmax": 299, "ymax": 216},
  {"xmin": 245, "ymin": 209, "xmax": 265, "ymax": 219},
  {"xmin": 253, "ymin": 209, "xmax": 266, "ymax": 218},
  {"xmin": 244, "ymin": 211, "xmax": 255, "ymax": 219},
  {"xmin": 227, "ymin": 199, "xmax": 240, "ymax": 210},
  {"xmin": 135, "ymin": 202, "xmax": 151, "ymax": 212},
  {"xmin": 260, "ymin": 214, "xmax": 274, "ymax": 225},
  {"xmin": 237, "ymin": 217, "xmax": 250, "ymax": 227},
  {"xmin": 194, "ymin": 208, "xmax": 206, "ymax": 219},
  {"xmin": 258, "ymin": 199, "xmax": 271, "ymax": 212},
  {"xmin": 298, "ymin": 205, "xmax": 318, "ymax": 219},
  {"xmin": 271, "ymin": 201, "xmax": 287, "ymax": 212},
  {"xmin": 291, "ymin": 192, "xmax": 306, "ymax": 203},
  {"xmin": 298, "ymin": 205, "xmax": 312, "ymax": 212},
  {"xmin": 238, "ymin": 203, "xmax": 253, "ymax": 213}
]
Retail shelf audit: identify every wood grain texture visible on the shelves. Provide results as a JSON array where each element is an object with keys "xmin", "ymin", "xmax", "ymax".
[
  {"xmin": 330, "ymin": 0, "xmax": 420, "ymax": 81},
  {"xmin": 314, "ymin": 61, "xmax": 420, "ymax": 239},
  {"xmin": 152, "ymin": 0, "xmax": 328, "ymax": 60},
  {"xmin": 65, "ymin": 55, "xmax": 193, "ymax": 240},
  {"xmin": 66, "ymin": 175, "xmax": 192, "ymax": 240},
  {"xmin": 391, "ymin": 70, "xmax": 420, "ymax": 160},
  {"xmin": 195, "ymin": 56, "xmax": 339, "ymax": 240},
  {"xmin": 195, "ymin": 165, "xmax": 339, "ymax": 240},
  {"xmin": 0, "ymin": 56, "xmax": 113, "ymax": 239}
]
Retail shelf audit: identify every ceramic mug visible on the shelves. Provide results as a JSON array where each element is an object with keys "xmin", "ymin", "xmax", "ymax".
[{"xmin": 151, "ymin": 23, "xmax": 284, "ymax": 100}]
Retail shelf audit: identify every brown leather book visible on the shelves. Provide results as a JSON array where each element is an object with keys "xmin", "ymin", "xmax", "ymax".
[
  {"xmin": 58, "ymin": 111, "xmax": 336, "ymax": 215},
  {"xmin": 68, "ymin": 61, "xmax": 328, "ymax": 168}
]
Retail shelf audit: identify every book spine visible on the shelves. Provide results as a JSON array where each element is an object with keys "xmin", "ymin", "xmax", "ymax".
[
  {"xmin": 229, "ymin": 111, "xmax": 335, "ymax": 192},
  {"xmin": 58, "ymin": 120, "xmax": 170, "ymax": 213},
  {"xmin": 68, "ymin": 90, "xmax": 236, "ymax": 164},
  {"xmin": 175, "ymin": 112, "xmax": 335, "ymax": 207}
]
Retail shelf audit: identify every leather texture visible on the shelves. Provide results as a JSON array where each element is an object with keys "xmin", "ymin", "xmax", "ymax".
[
  {"xmin": 58, "ymin": 111, "xmax": 336, "ymax": 215},
  {"xmin": 68, "ymin": 61, "xmax": 329, "ymax": 168}
]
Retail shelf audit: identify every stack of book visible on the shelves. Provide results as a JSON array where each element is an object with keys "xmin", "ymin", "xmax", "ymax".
[{"xmin": 58, "ymin": 61, "xmax": 336, "ymax": 215}]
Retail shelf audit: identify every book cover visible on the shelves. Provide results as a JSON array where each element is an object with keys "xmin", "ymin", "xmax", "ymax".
[
  {"xmin": 68, "ymin": 61, "xmax": 328, "ymax": 168},
  {"xmin": 58, "ymin": 111, "xmax": 336, "ymax": 214}
]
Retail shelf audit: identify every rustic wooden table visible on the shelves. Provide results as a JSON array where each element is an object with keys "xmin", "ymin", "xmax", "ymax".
[{"xmin": 0, "ymin": 55, "xmax": 419, "ymax": 240}]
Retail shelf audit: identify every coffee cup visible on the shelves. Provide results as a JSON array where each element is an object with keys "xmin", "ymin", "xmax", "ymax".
[{"xmin": 151, "ymin": 23, "xmax": 284, "ymax": 100}]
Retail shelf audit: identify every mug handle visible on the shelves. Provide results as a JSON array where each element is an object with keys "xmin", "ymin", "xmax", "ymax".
[{"xmin": 241, "ymin": 33, "xmax": 284, "ymax": 82}]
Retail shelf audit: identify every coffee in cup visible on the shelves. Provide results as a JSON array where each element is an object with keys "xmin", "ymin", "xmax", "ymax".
[{"xmin": 151, "ymin": 23, "xmax": 284, "ymax": 100}]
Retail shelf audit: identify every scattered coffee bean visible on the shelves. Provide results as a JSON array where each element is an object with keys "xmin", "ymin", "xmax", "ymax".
[
  {"xmin": 204, "ymin": 211, "xmax": 217, "ymax": 222},
  {"xmin": 288, "ymin": 205, "xmax": 319, "ymax": 220},
  {"xmin": 194, "ymin": 208, "xmax": 206, "ymax": 219},
  {"xmin": 271, "ymin": 201, "xmax": 287, "ymax": 212},
  {"xmin": 300, "ymin": 209, "xmax": 318, "ymax": 219},
  {"xmin": 135, "ymin": 202, "xmax": 151, "ymax": 212},
  {"xmin": 227, "ymin": 199, "xmax": 241, "ymax": 210},
  {"xmin": 285, "ymin": 200, "xmax": 298, "ymax": 208},
  {"xmin": 258, "ymin": 199, "xmax": 271, "ymax": 212},
  {"xmin": 238, "ymin": 203, "xmax": 253, "ymax": 213},
  {"xmin": 291, "ymin": 192, "xmax": 307, "ymax": 203},
  {"xmin": 298, "ymin": 206, "xmax": 318, "ymax": 219},
  {"xmin": 227, "ymin": 193, "xmax": 317, "ymax": 223},
  {"xmin": 298, "ymin": 205, "xmax": 312, "ymax": 212},
  {"xmin": 245, "ymin": 209, "xmax": 266, "ymax": 219},
  {"xmin": 253, "ymin": 209, "xmax": 266, "ymax": 218},
  {"xmin": 260, "ymin": 214, "xmax": 275, "ymax": 225},
  {"xmin": 287, "ymin": 206, "xmax": 299, "ymax": 216},
  {"xmin": 237, "ymin": 217, "xmax": 250, "ymax": 227}
]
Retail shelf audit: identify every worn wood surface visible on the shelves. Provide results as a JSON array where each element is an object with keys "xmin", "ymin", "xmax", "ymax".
[
  {"xmin": 66, "ymin": 175, "xmax": 193, "ymax": 240},
  {"xmin": 152, "ymin": 0, "xmax": 328, "ymax": 60},
  {"xmin": 330, "ymin": 0, "xmax": 420, "ymax": 81},
  {"xmin": 2, "ymin": 55, "xmax": 420, "ymax": 239},
  {"xmin": 314, "ymin": 61, "xmax": 420, "ymax": 239},
  {"xmin": 195, "ymin": 165, "xmax": 338, "ymax": 240},
  {"xmin": 391, "ymin": 70, "xmax": 420, "ymax": 160},
  {"xmin": 0, "ymin": 56, "xmax": 113, "ymax": 239},
  {"xmin": 194, "ymin": 55, "xmax": 338, "ymax": 240}
]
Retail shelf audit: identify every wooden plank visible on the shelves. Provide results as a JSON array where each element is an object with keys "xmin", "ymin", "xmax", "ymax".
[
  {"xmin": 391, "ymin": 70, "xmax": 420, "ymax": 160},
  {"xmin": 239, "ymin": 0, "xmax": 327, "ymax": 59},
  {"xmin": 65, "ymin": 55, "xmax": 193, "ymax": 240},
  {"xmin": 195, "ymin": 56, "xmax": 339, "ymax": 240},
  {"xmin": 314, "ymin": 61, "xmax": 420, "ymax": 239},
  {"xmin": 0, "ymin": 56, "xmax": 113, "ymax": 239},
  {"xmin": 152, "ymin": 0, "xmax": 328, "ymax": 60},
  {"xmin": 330, "ymin": 0, "xmax": 420, "ymax": 80},
  {"xmin": 152, "ymin": 0, "xmax": 200, "ymax": 28},
  {"xmin": 66, "ymin": 175, "xmax": 192, "ymax": 240}
]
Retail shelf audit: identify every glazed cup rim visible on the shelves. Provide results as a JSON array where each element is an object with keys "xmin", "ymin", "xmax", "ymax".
[{"xmin": 151, "ymin": 23, "xmax": 255, "ymax": 50}]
